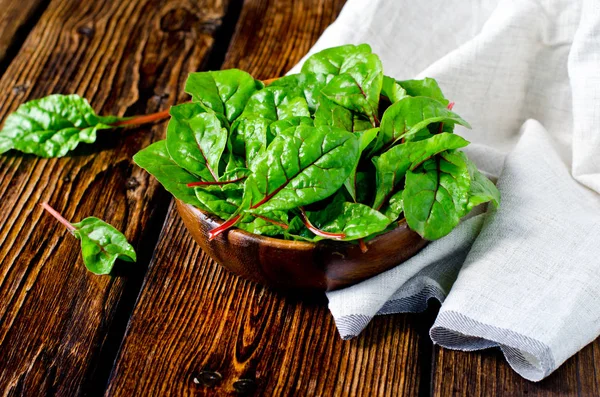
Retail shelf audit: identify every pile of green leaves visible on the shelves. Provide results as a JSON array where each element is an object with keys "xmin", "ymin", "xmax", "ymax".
[{"xmin": 134, "ymin": 44, "xmax": 500, "ymax": 243}]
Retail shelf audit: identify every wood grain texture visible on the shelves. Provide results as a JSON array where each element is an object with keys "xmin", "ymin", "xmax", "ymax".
[
  {"xmin": 432, "ymin": 342, "xmax": 600, "ymax": 396},
  {"xmin": 0, "ymin": 0, "xmax": 229, "ymax": 394},
  {"xmin": 0, "ymin": 0, "xmax": 48, "ymax": 64},
  {"xmin": 106, "ymin": 0, "xmax": 431, "ymax": 395},
  {"xmin": 107, "ymin": 205, "xmax": 429, "ymax": 396}
]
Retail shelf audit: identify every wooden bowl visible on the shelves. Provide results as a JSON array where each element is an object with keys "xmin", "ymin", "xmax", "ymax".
[{"xmin": 176, "ymin": 200, "xmax": 428, "ymax": 293}]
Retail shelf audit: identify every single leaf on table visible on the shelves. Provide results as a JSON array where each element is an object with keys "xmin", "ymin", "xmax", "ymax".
[
  {"xmin": 402, "ymin": 151, "xmax": 471, "ymax": 240},
  {"xmin": 309, "ymin": 44, "xmax": 383, "ymax": 125},
  {"xmin": 381, "ymin": 76, "xmax": 407, "ymax": 103},
  {"xmin": 372, "ymin": 132, "xmax": 470, "ymax": 209},
  {"xmin": 243, "ymin": 125, "xmax": 360, "ymax": 214},
  {"xmin": 344, "ymin": 127, "xmax": 379, "ymax": 201},
  {"xmin": 166, "ymin": 102, "xmax": 227, "ymax": 182},
  {"xmin": 464, "ymin": 155, "xmax": 501, "ymax": 211},
  {"xmin": 381, "ymin": 189, "xmax": 404, "ymax": 221},
  {"xmin": 133, "ymin": 140, "xmax": 203, "ymax": 207},
  {"xmin": 0, "ymin": 94, "xmax": 123, "ymax": 158},
  {"xmin": 243, "ymin": 86, "xmax": 311, "ymax": 121},
  {"xmin": 372, "ymin": 96, "xmax": 471, "ymax": 154},
  {"xmin": 41, "ymin": 203, "xmax": 136, "ymax": 276},
  {"xmin": 397, "ymin": 77, "xmax": 450, "ymax": 106},
  {"xmin": 72, "ymin": 217, "xmax": 137, "ymax": 275},
  {"xmin": 185, "ymin": 69, "xmax": 262, "ymax": 123}
]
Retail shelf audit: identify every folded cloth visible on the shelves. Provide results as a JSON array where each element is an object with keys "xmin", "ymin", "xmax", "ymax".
[{"xmin": 290, "ymin": 0, "xmax": 600, "ymax": 382}]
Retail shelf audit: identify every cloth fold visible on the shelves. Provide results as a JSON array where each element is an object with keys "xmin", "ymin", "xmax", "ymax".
[{"xmin": 291, "ymin": 0, "xmax": 600, "ymax": 381}]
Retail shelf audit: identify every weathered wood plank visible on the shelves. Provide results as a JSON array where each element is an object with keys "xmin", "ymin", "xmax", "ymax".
[
  {"xmin": 0, "ymin": 0, "xmax": 48, "ymax": 65},
  {"xmin": 0, "ymin": 0, "xmax": 230, "ymax": 394},
  {"xmin": 106, "ymin": 1, "xmax": 431, "ymax": 395},
  {"xmin": 432, "ymin": 340, "xmax": 600, "ymax": 396}
]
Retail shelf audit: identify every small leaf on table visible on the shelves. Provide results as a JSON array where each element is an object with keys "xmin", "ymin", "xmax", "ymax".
[
  {"xmin": 0, "ymin": 94, "xmax": 123, "ymax": 158},
  {"xmin": 72, "ymin": 217, "xmax": 137, "ymax": 275}
]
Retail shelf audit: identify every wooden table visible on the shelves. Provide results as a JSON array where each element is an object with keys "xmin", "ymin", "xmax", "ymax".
[{"xmin": 0, "ymin": 0, "xmax": 598, "ymax": 395}]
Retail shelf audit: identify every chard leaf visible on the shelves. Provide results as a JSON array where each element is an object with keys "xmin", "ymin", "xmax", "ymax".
[
  {"xmin": 72, "ymin": 217, "xmax": 136, "ymax": 275},
  {"xmin": 267, "ymin": 73, "xmax": 324, "ymax": 113},
  {"xmin": 301, "ymin": 43, "xmax": 372, "ymax": 76},
  {"xmin": 237, "ymin": 211, "xmax": 289, "ymax": 236},
  {"xmin": 402, "ymin": 151, "xmax": 471, "ymax": 240},
  {"xmin": 230, "ymin": 116, "xmax": 270, "ymax": 169},
  {"xmin": 307, "ymin": 200, "xmax": 391, "ymax": 241},
  {"xmin": 243, "ymin": 125, "xmax": 359, "ymax": 213},
  {"xmin": 133, "ymin": 140, "xmax": 202, "ymax": 207},
  {"xmin": 373, "ymin": 96, "xmax": 471, "ymax": 153},
  {"xmin": 268, "ymin": 116, "xmax": 314, "ymax": 137},
  {"xmin": 381, "ymin": 190, "xmax": 404, "ymax": 221},
  {"xmin": 185, "ymin": 69, "xmax": 262, "ymax": 123},
  {"xmin": 397, "ymin": 77, "xmax": 449, "ymax": 106},
  {"xmin": 344, "ymin": 127, "xmax": 379, "ymax": 201},
  {"xmin": 166, "ymin": 102, "xmax": 227, "ymax": 181},
  {"xmin": 314, "ymin": 95, "xmax": 372, "ymax": 132},
  {"xmin": 0, "ymin": 94, "xmax": 122, "ymax": 158},
  {"xmin": 194, "ymin": 187, "xmax": 242, "ymax": 219},
  {"xmin": 381, "ymin": 76, "xmax": 407, "ymax": 103},
  {"xmin": 373, "ymin": 133, "xmax": 470, "ymax": 209},
  {"xmin": 308, "ymin": 44, "xmax": 383, "ymax": 124},
  {"xmin": 243, "ymin": 86, "xmax": 311, "ymax": 121},
  {"xmin": 464, "ymin": 155, "xmax": 501, "ymax": 211}
]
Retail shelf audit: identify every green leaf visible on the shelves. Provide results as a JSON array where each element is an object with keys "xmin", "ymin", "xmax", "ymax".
[
  {"xmin": 194, "ymin": 186, "xmax": 242, "ymax": 219},
  {"xmin": 166, "ymin": 102, "xmax": 227, "ymax": 181},
  {"xmin": 243, "ymin": 125, "xmax": 359, "ymax": 213},
  {"xmin": 372, "ymin": 96, "xmax": 471, "ymax": 154},
  {"xmin": 301, "ymin": 43, "xmax": 372, "ymax": 76},
  {"xmin": 307, "ymin": 200, "xmax": 391, "ymax": 241},
  {"xmin": 243, "ymin": 86, "xmax": 311, "ymax": 121},
  {"xmin": 237, "ymin": 211, "xmax": 290, "ymax": 236},
  {"xmin": 314, "ymin": 94, "xmax": 373, "ymax": 133},
  {"xmin": 344, "ymin": 127, "xmax": 379, "ymax": 201},
  {"xmin": 267, "ymin": 73, "xmax": 324, "ymax": 113},
  {"xmin": 373, "ymin": 132, "xmax": 470, "ymax": 209},
  {"xmin": 133, "ymin": 140, "xmax": 202, "ymax": 207},
  {"xmin": 381, "ymin": 189, "xmax": 404, "ymax": 221},
  {"xmin": 72, "ymin": 217, "xmax": 136, "ymax": 275},
  {"xmin": 464, "ymin": 155, "xmax": 501, "ymax": 211},
  {"xmin": 308, "ymin": 44, "xmax": 383, "ymax": 124},
  {"xmin": 268, "ymin": 116, "xmax": 314, "ymax": 137},
  {"xmin": 185, "ymin": 69, "xmax": 261, "ymax": 123},
  {"xmin": 402, "ymin": 151, "xmax": 471, "ymax": 240},
  {"xmin": 0, "ymin": 94, "xmax": 122, "ymax": 158},
  {"xmin": 381, "ymin": 76, "xmax": 407, "ymax": 103},
  {"xmin": 230, "ymin": 116, "xmax": 270, "ymax": 169},
  {"xmin": 397, "ymin": 77, "xmax": 449, "ymax": 106}
]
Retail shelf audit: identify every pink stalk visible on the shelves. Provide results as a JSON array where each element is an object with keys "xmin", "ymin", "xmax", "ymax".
[
  {"xmin": 41, "ymin": 202, "xmax": 76, "ymax": 232},
  {"xmin": 299, "ymin": 208, "xmax": 346, "ymax": 240},
  {"xmin": 208, "ymin": 215, "xmax": 241, "ymax": 240}
]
